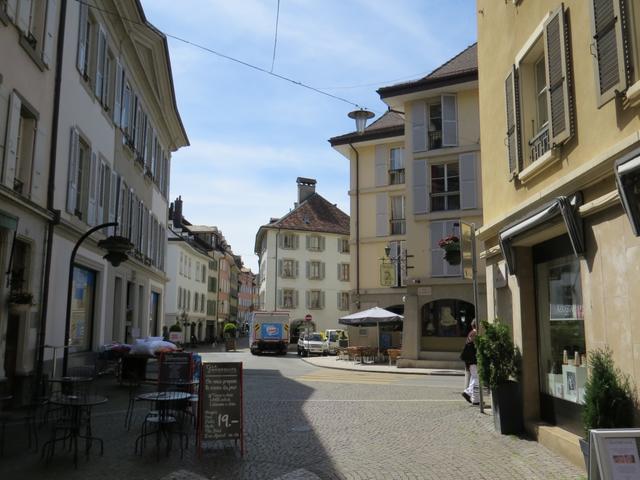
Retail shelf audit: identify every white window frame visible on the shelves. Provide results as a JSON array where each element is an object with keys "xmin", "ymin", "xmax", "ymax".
[{"xmin": 430, "ymin": 162, "xmax": 460, "ymax": 212}]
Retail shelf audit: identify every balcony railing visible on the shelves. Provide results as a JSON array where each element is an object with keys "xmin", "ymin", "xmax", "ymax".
[
  {"xmin": 428, "ymin": 130, "xmax": 442, "ymax": 150},
  {"xmin": 389, "ymin": 169, "xmax": 405, "ymax": 185},
  {"xmin": 390, "ymin": 219, "xmax": 406, "ymax": 235},
  {"xmin": 529, "ymin": 126, "xmax": 550, "ymax": 163}
]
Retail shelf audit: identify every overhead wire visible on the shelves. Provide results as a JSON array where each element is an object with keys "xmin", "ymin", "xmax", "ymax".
[{"xmin": 270, "ymin": 0, "xmax": 281, "ymax": 73}]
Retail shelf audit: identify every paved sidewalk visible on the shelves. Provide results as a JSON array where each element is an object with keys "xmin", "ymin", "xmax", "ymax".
[{"xmin": 301, "ymin": 355, "xmax": 465, "ymax": 376}]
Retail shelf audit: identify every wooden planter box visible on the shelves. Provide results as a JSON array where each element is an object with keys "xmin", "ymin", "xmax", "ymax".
[{"xmin": 225, "ymin": 339, "xmax": 236, "ymax": 351}]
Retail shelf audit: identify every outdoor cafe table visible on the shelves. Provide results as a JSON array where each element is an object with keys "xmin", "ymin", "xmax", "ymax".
[
  {"xmin": 48, "ymin": 376, "xmax": 93, "ymax": 395},
  {"xmin": 42, "ymin": 393, "xmax": 108, "ymax": 467}
]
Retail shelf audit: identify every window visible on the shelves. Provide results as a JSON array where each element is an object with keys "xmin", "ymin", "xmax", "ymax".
[
  {"xmin": 3, "ymin": 92, "xmax": 38, "ymax": 197},
  {"xmin": 430, "ymin": 220, "xmax": 461, "ymax": 277},
  {"xmin": 202, "ymin": 265, "xmax": 206, "ymax": 283},
  {"xmin": 505, "ymin": 6, "xmax": 572, "ymax": 176},
  {"xmin": 306, "ymin": 234, "xmax": 324, "ymax": 251},
  {"xmin": 390, "ymin": 195, "xmax": 405, "ymax": 235},
  {"xmin": 338, "ymin": 237, "xmax": 350, "ymax": 253},
  {"xmin": 207, "ymin": 300, "xmax": 216, "ymax": 316},
  {"xmin": 69, "ymin": 265, "xmax": 97, "ymax": 352},
  {"xmin": 76, "ymin": 3, "xmax": 95, "ymax": 80},
  {"xmin": 209, "ymin": 260, "xmax": 217, "ymax": 270},
  {"xmin": 280, "ymin": 232, "xmax": 298, "ymax": 249},
  {"xmin": 66, "ymin": 129, "xmax": 91, "ymax": 221},
  {"xmin": 338, "ymin": 263, "xmax": 350, "ymax": 282},
  {"xmin": 8, "ymin": 0, "xmax": 56, "ymax": 66},
  {"xmin": 208, "ymin": 276, "xmax": 217, "ymax": 292},
  {"xmin": 307, "ymin": 261, "xmax": 324, "ymax": 280},
  {"xmin": 279, "ymin": 288, "xmax": 298, "ymax": 309},
  {"xmin": 388, "ymin": 240, "xmax": 407, "ymax": 288},
  {"xmin": 307, "ymin": 290, "xmax": 324, "ymax": 310},
  {"xmin": 389, "ymin": 147, "xmax": 405, "ymax": 184},
  {"xmin": 430, "ymin": 163, "xmax": 460, "ymax": 211},
  {"xmin": 428, "ymin": 102, "xmax": 442, "ymax": 149},
  {"xmin": 337, "ymin": 292, "xmax": 349, "ymax": 311},
  {"xmin": 279, "ymin": 259, "xmax": 298, "ymax": 279}
]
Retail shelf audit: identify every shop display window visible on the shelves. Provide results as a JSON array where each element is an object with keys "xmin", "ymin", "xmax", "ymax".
[
  {"xmin": 421, "ymin": 299, "xmax": 475, "ymax": 338},
  {"xmin": 70, "ymin": 266, "xmax": 97, "ymax": 352}
]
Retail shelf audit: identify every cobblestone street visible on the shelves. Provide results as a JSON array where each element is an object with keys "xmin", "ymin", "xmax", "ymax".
[{"xmin": 0, "ymin": 349, "xmax": 585, "ymax": 480}]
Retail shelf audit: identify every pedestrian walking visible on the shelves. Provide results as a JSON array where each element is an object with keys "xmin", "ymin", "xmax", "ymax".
[{"xmin": 460, "ymin": 319, "xmax": 479, "ymax": 405}]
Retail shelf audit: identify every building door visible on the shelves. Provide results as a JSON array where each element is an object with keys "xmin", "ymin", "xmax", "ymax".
[
  {"xmin": 534, "ymin": 234, "xmax": 585, "ymax": 435},
  {"xmin": 149, "ymin": 291, "xmax": 160, "ymax": 337}
]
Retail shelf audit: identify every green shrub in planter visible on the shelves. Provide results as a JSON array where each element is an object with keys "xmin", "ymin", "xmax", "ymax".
[
  {"xmin": 224, "ymin": 323, "xmax": 237, "ymax": 337},
  {"xmin": 169, "ymin": 323, "xmax": 182, "ymax": 333},
  {"xmin": 583, "ymin": 348, "xmax": 636, "ymax": 434}
]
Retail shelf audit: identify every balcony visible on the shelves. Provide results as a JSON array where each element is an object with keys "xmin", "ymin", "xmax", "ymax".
[
  {"xmin": 389, "ymin": 168, "xmax": 405, "ymax": 185},
  {"xmin": 428, "ymin": 130, "xmax": 442, "ymax": 150},
  {"xmin": 390, "ymin": 219, "xmax": 406, "ymax": 235},
  {"xmin": 529, "ymin": 126, "xmax": 550, "ymax": 163}
]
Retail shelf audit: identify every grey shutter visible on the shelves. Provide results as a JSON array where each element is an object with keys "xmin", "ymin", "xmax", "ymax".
[
  {"xmin": 375, "ymin": 145, "xmax": 387, "ymax": 187},
  {"xmin": 278, "ymin": 259, "xmax": 283, "ymax": 277},
  {"xmin": 87, "ymin": 152, "xmax": 98, "ymax": 226},
  {"xmin": 3, "ymin": 92, "xmax": 21, "ymax": 188},
  {"xmin": 505, "ymin": 66, "xmax": 521, "ymax": 176},
  {"xmin": 319, "ymin": 236, "xmax": 325, "ymax": 251},
  {"xmin": 544, "ymin": 5, "xmax": 572, "ymax": 146},
  {"xmin": 278, "ymin": 233, "xmax": 284, "ymax": 248},
  {"xmin": 76, "ymin": 2, "xmax": 88, "ymax": 73},
  {"xmin": 16, "ymin": 0, "xmax": 31, "ymax": 33},
  {"xmin": 305, "ymin": 235, "xmax": 310, "ymax": 250},
  {"xmin": 294, "ymin": 260, "xmax": 299, "ymax": 278},
  {"xmin": 117, "ymin": 180, "xmax": 126, "ymax": 235},
  {"xmin": 293, "ymin": 234, "xmax": 299, "ymax": 250},
  {"xmin": 320, "ymin": 291, "xmax": 325, "ymax": 309},
  {"xmin": 376, "ymin": 193, "xmax": 388, "ymax": 237},
  {"xmin": 108, "ymin": 171, "xmax": 117, "ymax": 223},
  {"xmin": 337, "ymin": 263, "xmax": 340, "ymax": 281},
  {"xmin": 66, "ymin": 128, "xmax": 79, "ymax": 213},
  {"xmin": 444, "ymin": 220, "xmax": 462, "ymax": 277},
  {"xmin": 5, "ymin": 0, "xmax": 17, "ymax": 21},
  {"xmin": 277, "ymin": 289, "xmax": 283, "ymax": 308},
  {"xmin": 430, "ymin": 222, "xmax": 445, "ymax": 277},
  {"xmin": 320, "ymin": 262, "xmax": 325, "ymax": 280},
  {"xmin": 413, "ymin": 159, "xmax": 428, "ymax": 214},
  {"xmin": 305, "ymin": 261, "xmax": 310, "ymax": 279},
  {"xmin": 305, "ymin": 291, "xmax": 310, "ymax": 309},
  {"xmin": 590, "ymin": 0, "xmax": 629, "ymax": 104},
  {"xmin": 31, "ymin": 124, "xmax": 47, "ymax": 203},
  {"xmin": 411, "ymin": 101, "xmax": 427, "ymax": 152},
  {"xmin": 459, "ymin": 152, "xmax": 477, "ymax": 210},
  {"xmin": 95, "ymin": 28, "xmax": 106, "ymax": 99},
  {"xmin": 441, "ymin": 94, "xmax": 458, "ymax": 146},
  {"xmin": 114, "ymin": 60, "xmax": 123, "ymax": 126},
  {"xmin": 42, "ymin": 0, "xmax": 58, "ymax": 66},
  {"xmin": 97, "ymin": 162, "xmax": 105, "ymax": 224}
]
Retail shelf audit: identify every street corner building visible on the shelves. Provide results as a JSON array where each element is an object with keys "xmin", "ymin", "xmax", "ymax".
[
  {"xmin": 0, "ymin": 0, "xmax": 189, "ymax": 401},
  {"xmin": 329, "ymin": 44, "xmax": 486, "ymax": 369},
  {"xmin": 254, "ymin": 178, "xmax": 351, "ymax": 337},
  {"xmin": 477, "ymin": 0, "xmax": 640, "ymax": 468}
]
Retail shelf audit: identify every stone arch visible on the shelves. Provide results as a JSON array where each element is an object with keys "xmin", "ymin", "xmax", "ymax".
[{"xmin": 421, "ymin": 299, "xmax": 475, "ymax": 338}]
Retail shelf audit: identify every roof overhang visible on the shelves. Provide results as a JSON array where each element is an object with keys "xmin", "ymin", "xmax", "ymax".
[{"xmin": 379, "ymin": 76, "xmax": 478, "ymax": 109}]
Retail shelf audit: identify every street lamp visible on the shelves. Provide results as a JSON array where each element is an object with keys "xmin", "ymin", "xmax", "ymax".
[
  {"xmin": 380, "ymin": 243, "xmax": 413, "ymax": 287},
  {"xmin": 348, "ymin": 108, "xmax": 375, "ymax": 134},
  {"xmin": 62, "ymin": 222, "xmax": 133, "ymax": 376}
]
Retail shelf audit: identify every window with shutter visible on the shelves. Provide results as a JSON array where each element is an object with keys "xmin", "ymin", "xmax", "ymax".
[
  {"xmin": 375, "ymin": 145, "xmax": 387, "ymax": 187},
  {"xmin": 389, "ymin": 147, "xmax": 405, "ymax": 185},
  {"xmin": 376, "ymin": 193, "xmax": 388, "ymax": 237},
  {"xmin": 430, "ymin": 163, "xmax": 459, "ymax": 211},
  {"xmin": 505, "ymin": 66, "xmax": 521, "ymax": 177},
  {"xmin": 411, "ymin": 101, "xmax": 427, "ymax": 152},
  {"xmin": 430, "ymin": 221, "xmax": 461, "ymax": 277},
  {"xmin": 459, "ymin": 152, "xmax": 478, "ymax": 210}
]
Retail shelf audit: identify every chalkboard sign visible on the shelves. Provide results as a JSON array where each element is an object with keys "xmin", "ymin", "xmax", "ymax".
[
  {"xmin": 198, "ymin": 362, "xmax": 243, "ymax": 455},
  {"xmin": 159, "ymin": 352, "xmax": 192, "ymax": 384}
]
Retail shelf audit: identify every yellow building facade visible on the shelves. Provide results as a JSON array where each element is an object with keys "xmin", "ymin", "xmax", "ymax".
[{"xmin": 477, "ymin": 0, "xmax": 640, "ymax": 467}]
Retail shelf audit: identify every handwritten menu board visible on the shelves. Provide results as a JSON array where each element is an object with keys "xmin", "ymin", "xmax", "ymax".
[
  {"xmin": 159, "ymin": 352, "xmax": 191, "ymax": 383},
  {"xmin": 200, "ymin": 362, "xmax": 243, "ymax": 444}
]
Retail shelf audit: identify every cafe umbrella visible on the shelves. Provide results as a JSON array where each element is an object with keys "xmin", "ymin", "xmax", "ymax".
[{"xmin": 338, "ymin": 307, "xmax": 403, "ymax": 355}]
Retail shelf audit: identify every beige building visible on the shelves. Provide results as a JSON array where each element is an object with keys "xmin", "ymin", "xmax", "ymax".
[
  {"xmin": 331, "ymin": 45, "xmax": 485, "ymax": 367},
  {"xmin": 477, "ymin": 0, "xmax": 640, "ymax": 467},
  {"xmin": 0, "ymin": 0, "xmax": 60, "ymax": 396}
]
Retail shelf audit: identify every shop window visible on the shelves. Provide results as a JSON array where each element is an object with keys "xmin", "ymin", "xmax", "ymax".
[
  {"xmin": 421, "ymin": 299, "xmax": 474, "ymax": 337},
  {"xmin": 535, "ymin": 252, "xmax": 585, "ymax": 406},
  {"xmin": 69, "ymin": 265, "xmax": 97, "ymax": 352}
]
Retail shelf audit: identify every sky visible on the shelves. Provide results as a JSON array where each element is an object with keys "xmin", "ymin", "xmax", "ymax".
[{"xmin": 141, "ymin": 0, "xmax": 477, "ymax": 272}]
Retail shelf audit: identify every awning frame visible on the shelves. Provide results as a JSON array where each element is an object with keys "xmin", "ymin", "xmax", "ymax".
[
  {"xmin": 615, "ymin": 149, "xmax": 640, "ymax": 236},
  {"xmin": 499, "ymin": 193, "xmax": 584, "ymax": 275}
]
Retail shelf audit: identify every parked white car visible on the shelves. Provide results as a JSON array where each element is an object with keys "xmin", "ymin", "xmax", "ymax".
[
  {"xmin": 297, "ymin": 332, "xmax": 328, "ymax": 357},
  {"xmin": 324, "ymin": 329, "xmax": 348, "ymax": 355}
]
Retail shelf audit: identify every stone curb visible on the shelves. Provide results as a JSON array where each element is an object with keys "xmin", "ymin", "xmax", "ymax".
[{"xmin": 300, "ymin": 357, "xmax": 464, "ymax": 376}]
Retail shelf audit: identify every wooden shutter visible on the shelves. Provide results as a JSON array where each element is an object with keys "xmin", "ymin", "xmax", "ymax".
[
  {"xmin": 277, "ymin": 289, "xmax": 283, "ymax": 308},
  {"xmin": 108, "ymin": 170, "xmax": 117, "ymax": 223},
  {"xmin": 294, "ymin": 260, "xmax": 299, "ymax": 278},
  {"xmin": 42, "ymin": 0, "xmax": 58, "ymax": 66},
  {"xmin": 117, "ymin": 180, "xmax": 126, "ymax": 235},
  {"xmin": 459, "ymin": 152, "xmax": 477, "ymax": 210},
  {"xmin": 376, "ymin": 193, "xmax": 388, "ymax": 237},
  {"xmin": 76, "ymin": 2, "xmax": 89, "ymax": 73},
  {"xmin": 16, "ymin": 0, "xmax": 32, "ymax": 33},
  {"xmin": 319, "ymin": 236, "xmax": 325, "ymax": 251},
  {"xmin": 413, "ymin": 159, "xmax": 428, "ymax": 214},
  {"xmin": 430, "ymin": 222, "xmax": 445, "ymax": 277},
  {"xmin": 320, "ymin": 262, "xmax": 325, "ymax": 280},
  {"xmin": 293, "ymin": 290, "xmax": 299, "ymax": 308},
  {"xmin": 590, "ymin": 0, "xmax": 630, "ymax": 104},
  {"xmin": 293, "ymin": 234, "xmax": 299, "ymax": 249},
  {"xmin": 5, "ymin": 0, "xmax": 17, "ymax": 21},
  {"xmin": 375, "ymin": 145, "xmax": 387, "ymax": 187},
  {"xmin": 114, "ymin": 60, "xmax": 123, "ymax": 126},
  {"xmin": 3, "ymin": 92, "xmax": 21, "ymax": 189},
  {"xmin": 441, "ymin": 94, "xmax": 458, "ymax": 146},
  {"xmin": 87, "ymin": 152, "xmax": 98, "ymax": 226},
  {"xmin": 278, "ymin": 259, "xmax": 283, "ymax": 277},
  {"xmin": 66, "ymin": 128, "xmax": 79, "ymax": 213},
  {"xmin": 305, "ymin": 261, "xmax": 310, "ymax": 279},
  {"xmin": 411, "ymin": 101, "xmax": 427, "ymax": 152},
  {"xmin": 544, "ymin": 4, "xmax": 572, "ymax": 146},
  {"xmin": 505, "ymin": 66, "xmax": 521, "ymax": 176},
  {"xmin": 305, "ymin": 291, "xmax": 310, "ymax": 309},
  {"xmin": 31, "ymin": 124, "xmax": 47, "ymax": 203}
]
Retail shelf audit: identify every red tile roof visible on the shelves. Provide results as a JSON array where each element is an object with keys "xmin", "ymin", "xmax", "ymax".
[{"xmin": 262, "ymin": 193, "xmax": 350, "ymax": 235}]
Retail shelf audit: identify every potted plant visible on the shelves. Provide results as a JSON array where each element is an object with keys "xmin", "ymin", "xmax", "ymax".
[
  {"xmin": 579, "ymin": 348, "xmax": 636, "ymax": 469},
  {"xmin": 224, "ymin": 322, "xmax": 237, "ymax": 351},
  {"xmin": 438, "ymin": 235, "xmax": 461, "ymax": 265},
  {"xmin": 476, "ymin": 319, "xmax": 523, "ymax": 434},
  {"xmin": 7, "ymin": 291, "xmax": 34, "ymax": 313}
]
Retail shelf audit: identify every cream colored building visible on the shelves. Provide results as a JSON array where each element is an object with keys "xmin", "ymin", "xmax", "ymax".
[
  {"xmin": 255, "ymin": 178, "xmax": 351, "ymax": 336},
  {"xmin": 0, "ymin": 0, "xmax": 60, "ymax": 395},
  {"xmin": 331, "ymin": 45, "xmax": 485, "ymax": 367},
  {"xmin": 45, "ymin": 0, "xmax": 188, "ymax": 373},
  {"xmin": 477, "ymin": 0, "xmax": 640, "ymax": 467}
]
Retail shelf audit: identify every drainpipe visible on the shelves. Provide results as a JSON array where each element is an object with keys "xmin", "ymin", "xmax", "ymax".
[
  {"xmin": 273, "ymin": 228, "xmax": 280, "ymax": 310},
  {"xmin": 36, "ymin": 0, "xmax": 67, "ymax": 383},
  {"xmin": 348, "ymin": 143, "xmax": 360, "ymax": 309}
]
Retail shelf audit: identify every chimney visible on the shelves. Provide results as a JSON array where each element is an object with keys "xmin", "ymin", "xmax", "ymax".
[
  {"xmin": 173, "ymin": 196, "xmax": 183, "ymax": 229},
  {"xmin": 297, "ymin": 177, "xmax": 316, "ymax": 204}
]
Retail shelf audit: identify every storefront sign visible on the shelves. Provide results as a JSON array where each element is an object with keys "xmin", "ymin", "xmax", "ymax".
[
  {"xmin": 169, "ymin": 331, "xmax": 184, "ymax": 343},
  {"xmin": 380, "ymin": 263, "xmax": 395, "ymax": 286},
  {"xmin": 590, "ymin": 429, "xmax": 640, "ymax": 480}
]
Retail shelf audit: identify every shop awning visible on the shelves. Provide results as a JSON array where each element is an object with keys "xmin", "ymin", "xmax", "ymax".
[
  {"xmin": 499, "ymin": 194, "xmax": 584, "ymax": 275},
  {"xmin": 615, "ymin": 151, "xmax": 640, "ymax": 236}
]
